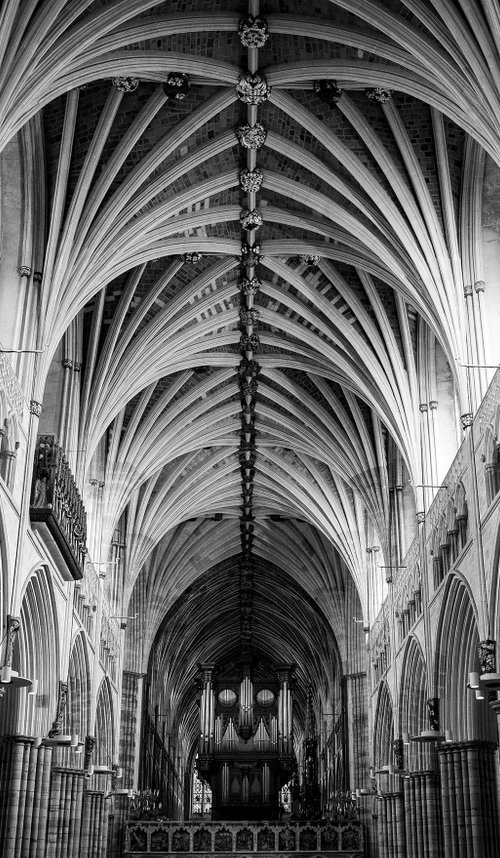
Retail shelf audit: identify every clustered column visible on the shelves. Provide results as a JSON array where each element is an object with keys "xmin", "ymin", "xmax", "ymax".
[
  {"xmin": 79, "ymin": 788, "xmax": 107, "ymax": 858},
  {"xmin": 46, "ymin": 766, "xmax": 86, "ymax": 858},
  {"xmin": 438, "ymin": 741, "xmax": 499, "ymax": 857},
  {"xmin": 403, "ymin": 771, "xmax": 442, "ymax": 858},
  {"xmin": 0, "ymin": 736, "xmax": 53, "ymax": 857},
  {"xmin": 0, "ymin": 734, "xmax": 116, "ymax": 858},
  {"xmin": 376, "ymin": 791, "xmax": 405, "ymax": 858}
]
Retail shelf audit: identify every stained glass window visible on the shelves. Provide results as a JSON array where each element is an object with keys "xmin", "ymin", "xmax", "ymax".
[{"xmin": 192, "ymin": 757, "xmax": 212, "ymax": 817}]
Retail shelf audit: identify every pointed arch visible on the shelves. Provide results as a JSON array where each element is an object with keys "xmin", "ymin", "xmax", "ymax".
[
  {"xmin": 399, "ymin": 635, "xmax": 430, "ymax": 771},
  {"xmin": 372, "ymin": 681, "xmax": 393, "ymax": 772},
  {"xmin": 63, "ymin": 630, "xmax": 92, "ymax": 742},
  {"xmin": 435, "ymin": 574, "xmax": 497, "ymax": 743},
  {"xmin": 95, "ymin": 676, "xmax": 115, "ymax": 766},
  {"xmin": 0, "ymin": 565, "xmax": 59, "ymax": 738}
]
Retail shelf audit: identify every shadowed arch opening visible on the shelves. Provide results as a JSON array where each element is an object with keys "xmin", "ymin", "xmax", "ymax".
[
  {"xmin": 372, "ymin": 681, "xmax": 393, "ymax": 778},
  {"xmin": 59, "ymin": 630, "xmax": 92, "ymax": 767},
  {"xmin": 399, "ymin": 635, "xmax": 431, "ymax": 771},
  {"xmin": 95, "ymin": 676, "xmax": 116, "ymax": 767}
]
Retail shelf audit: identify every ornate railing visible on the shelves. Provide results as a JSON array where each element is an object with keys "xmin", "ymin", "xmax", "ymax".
[
  {"xmin": 125, "ymin": 820, "xmax": 363, "ymax": 856},
  {"xmin": 30, "ymin": 435, "xmax": 87, "ymax": 579}
]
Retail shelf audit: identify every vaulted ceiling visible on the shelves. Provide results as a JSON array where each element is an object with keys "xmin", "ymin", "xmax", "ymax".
[{"xmin": 3, "ymin": 0, "xmax": 499, "ymax": 742}]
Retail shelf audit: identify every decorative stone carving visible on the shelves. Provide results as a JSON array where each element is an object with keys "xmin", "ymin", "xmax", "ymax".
[
  {"xmin": 239, "ymin": 359, "xmax": 260, "ymax": 379},
  {"xmin": 193, "ymin": 828, "xmax": 212, "ymax": 851},
  {"xmin": 240, "ymin": 333, "xmax": 260, "ymax": 352},
  {"xmin": 461, "ymin": 412, "xmax": 474, "ymax": 429},
  {"xmin": 365, "ymin": 87, "xmax": 392, "ymax": 103},
  {"xmin": 314, "ymin": 79, "xmax": 343, "ymax": 106},
  {"xmin": 236, "ymin": 72, "xmax": 271, "ymax": 104},
  {"xmin": 478, "ymin": 639, "xmax": 497, "ymax": 673},
  {"xmin": 280, "ymin": 828, "xmax": 297, "ymax": 851},
  {"xmin": 84, "ymin": 735, "xmax": 96, "ymax": 770},
  {"xmin": 258, "ymin": 828, "xmax": 276, "ymax": 851},
  {"xmin": 30, "ymin": 401, "xmax": 43, "ymax": 418},
  {"xmin": 464, "ymin": 283, "xmax": 473, "ymax": 297},
  {"xmin": 240, "ymin": 208, "xmax": 263, "ymax": 230},
  {"xmin": 112, "ymin": 77, "xmax": 139, "ymax": 93},
  {"xmin": 163, "ymin": 72, "xmax": 191, "ymax": 100},
  {"xmin": 48, "ymin": 680, "xmax": 69, "ymax": 737},
  {"xmin": 238, "ymin": 14, "xmax": 270, "ymax": 48},
  {"xmin": 214, "ymin": 828, "xmax": 232, "ymax": 851},
  {"xmin": 241, "ymin": 243, "xmax": 262, "ymax": 266},
  {"xmin": 33, "ymin": 271, "xmax": 43, "ymax": 284},
  {"xmin": 239, "ymin": 167, "xmax": 264, "ymax": 193},
  {"xmin": 239, "ymin": 438, "xmax": 256, "ymax": 455},
  {"xmin": 19, "ymin": 265, "xmax": 32, "ymax": 278},
  {"xmin": 171, "ymin": 828, "xmax": 190, "ymax": 851},
  {"xmin": 426, "ymin": 697, "xmax": 440, "ymax": 732},
  {"xmin": 151, "ymin": 829, "xmax": 170, "ymax": 851},
  {"xmin": 416, "ymin": 511, "xmax": 425, "ymax": 524},
  {"xmin": 299, "ymin": 254, "xmax": 320, "ymax": 263},
  {"xmin": 235, "ymin": 123, "xmax": 267, "ymax": 149},
  {"xmin": 474, "ymin": 279, "xmax": 486, "ymax": 292},
  {"xmin": 393, "ymin": 738, "xmax": 404, "ymax": 770},
  {"xmin": 240, "ymin": 379, "xmax": 259, "ymax": 398},
  {"xmin": 239, "ymin": 276, "xmax": 261, "ymax": 296},
  {"xmin": 3, "ymin": 616, "xmax": 20, "ymax": 670},
  {"xmin": 184, "ymin": 252, "xmax": 202, "ymax": 263},
  {"xmin": 240, "ymin": 306, "xmax": 259, "ymax": 326}
]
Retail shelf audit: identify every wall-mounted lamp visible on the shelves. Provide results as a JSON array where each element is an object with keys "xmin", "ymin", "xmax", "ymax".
[
  {"xmin": 43, "ymin": 734, "xmax": 76, "ymax": 747},
  {"xmin": 0, "ymin": 667, "xmax": 32, "ymax": 688},
  {"xmin": 468, "ymin": 672, "xmax": 480, "ymax": 689}
]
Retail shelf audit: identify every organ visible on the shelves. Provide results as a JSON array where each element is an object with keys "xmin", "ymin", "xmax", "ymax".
[{"xmin": 196, "ymin": 661, "xmax": 296, "ymax": 820}]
